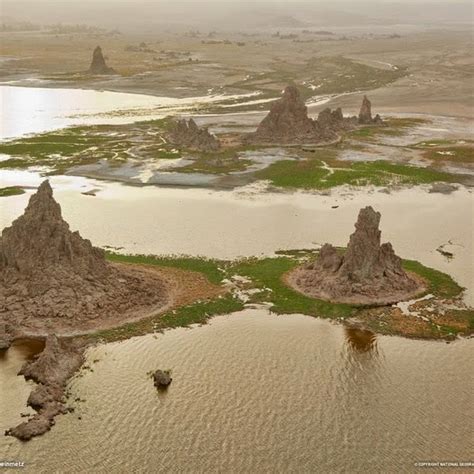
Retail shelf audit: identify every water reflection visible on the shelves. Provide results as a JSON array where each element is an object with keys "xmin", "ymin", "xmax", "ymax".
[{"xmin": 345, "ymin": 326, "xmax": 378, "ymax": 353}]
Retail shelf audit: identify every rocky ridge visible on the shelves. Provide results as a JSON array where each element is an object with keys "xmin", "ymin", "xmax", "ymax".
[
  {"xmin": 289, "ymin": 206, "xmax": 425, "ymax": 305},
  {"xmin": 5, "ymin": 335, "xmax": 85, "ymax": 441}
]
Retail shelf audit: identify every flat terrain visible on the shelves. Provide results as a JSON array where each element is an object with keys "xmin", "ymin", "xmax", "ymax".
[{"xmin": 1, "ymin": 27, "xmax": 472, "ymax": 117}]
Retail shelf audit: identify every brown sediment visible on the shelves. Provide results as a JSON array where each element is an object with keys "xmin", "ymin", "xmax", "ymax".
[{"xmin": 286, "ymin": 206, "xmax": 426, "ymax": 305}]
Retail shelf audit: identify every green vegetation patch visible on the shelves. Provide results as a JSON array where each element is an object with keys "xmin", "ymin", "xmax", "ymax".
[
  {"xmin": 347, "ymin": 117, "xmax": 428, "ymax": 141},
  {"xmin": 0, "ymin": 118, "xmax": 179, "ymax": 174},
  {"xmin": 159, "ymin": 295, "xmax": 244, "ymax": 329},
  {"xmin": 90, "ymin": 294, "xmax": 244, "ymax": 343},
  {"xmin": 421, "ymin": 146, "xmax": 474, "ymax": 164},
  {"xmin": 86, "ymin": 251, "xmax": 470, "ymax": 343},
  {"xmin": 105, "ymin": 252, "xmax": 226, "ymax": 285},
  {"xmin": 256, "ymin": 157, "xmax": 457, "ymax": 190},
  {"xmin": 0, "ymin": 186, "xmax": 25, "ymax": 197},
  {"xmin": 229, "ymin": 257, "xmax": 355, "ymax": 319},
  {"xmin": 402, "ymin": 259, "xmax": 464, "ymax": 299}
]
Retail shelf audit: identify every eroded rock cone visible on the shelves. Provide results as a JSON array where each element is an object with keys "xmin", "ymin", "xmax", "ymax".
[
  {"xmin": 358, "ymin": 95, "xmax": 383, "ymax": 125},
  {"xmin": 0, "ymin": 180, "xmax": 108, "ymax": 278},
  {"xmin": 88, "ymin": 46, "xmax": 116, "ymax": 75},
  {"xmin": 168, "ymin": 118, "xmax": 220, "ymax": 152},
  {"xmin": 247, "ymin": 85, "xmax": 361, "ymax": 144},
  {"xmin": 248, "ymin": 85, "xmax": 332, "ymax": 144},
  {"xmin": 0, "ymin": 180, "xmax": 168, "ymax": 326},
  {"xmin": 291, "ymin": 206, "xmax": 424, "ymax": 305}
]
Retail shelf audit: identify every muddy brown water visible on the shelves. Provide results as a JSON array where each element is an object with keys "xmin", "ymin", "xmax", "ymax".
[{"xmin": 1, "ymin": 309, "xmax": 473, "ymax": 473}]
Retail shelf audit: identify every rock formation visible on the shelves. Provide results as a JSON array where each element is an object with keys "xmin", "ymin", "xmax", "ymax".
[
  {"xmin": 167, "ymin": 118, "xmax": 220, "ymax": 152},
  {"xmin": 88, "ymin": 46, "xmax": 116, "ymax": 75},
  {"xmin": 289, "ymin": 207, "xmax": 424, "ymax": 305},
  {"xmin": 0, "ymin": 180, "xmax": 169, "ymax": 331},
  {"xmin": 247, "ymin": 85, "xmax": 332, "ymax": 144},
  {"xmin": 0, "ymin": 180, "xmax": 108, "ymax": 279},
  {"xmin": 317, "ymin": 107, "xmax": 357, "ymax": 133},
  {"xmin": 246, "ymin": 85, "xmax": 379, "ymax": 145},
  {"xmin": 246, "ymin": 87, "xmax": 384, "ymax": 144},
  {"xmin": 358, "ymin": 95, "xmax": 383, "ymax": 125},
  {"xmin": 6, "ymin": 335, "xmax": 85, "ymax": 441},
  {"xmin": 153, "ymin": 369, "xmax": 172, "ymax": 389},
  {"xmin": 0, "ymin": 322, "xmax": 12, "ymax": 350}
]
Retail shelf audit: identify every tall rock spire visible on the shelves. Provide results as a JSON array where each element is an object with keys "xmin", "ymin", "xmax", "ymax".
[
  {"xmin": 290, "ymin": 206, "xmax": 424, "ymax": 305},
  {"xmin": 0, "ymin": 180, "xmax": 108, "ymax": 277}
]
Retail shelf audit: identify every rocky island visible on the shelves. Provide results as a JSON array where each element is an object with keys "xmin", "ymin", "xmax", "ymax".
[
  {"xmin": 246, "ymin": 85, "xmax": 383, "ymax": 145},
  {"xmin": 288, "ymin": 207, "xmax": 425, "ymax": 305},
  {"xmin": 0, "ymin": 181, "xmax": 170, "ymax": 340}
]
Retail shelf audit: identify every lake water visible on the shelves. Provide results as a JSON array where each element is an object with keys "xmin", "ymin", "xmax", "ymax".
[
  {"xmin": 0, "ymin": 85, "xmax": 259, "ymax": 139},
  {"xmin": 1, "ymin": 310, "xmax": 473, "ymax": 473},
  {"xmin": 0, "ymin": 86, "xmax": 473, "ymax": 472}
]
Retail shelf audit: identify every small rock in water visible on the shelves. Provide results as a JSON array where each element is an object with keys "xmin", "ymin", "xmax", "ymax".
[
  {"xmin": 153, "ymin": 369, "xmax": 172, "ymax": 389},
  {"xmin": 428, "ymin": 182, "xmax": 458, "ymax": 195}
]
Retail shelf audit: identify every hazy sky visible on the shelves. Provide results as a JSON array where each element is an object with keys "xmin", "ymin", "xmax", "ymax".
[{"xmin": 2, "ymin": 0, "xmax": 471, "ymax": 30}]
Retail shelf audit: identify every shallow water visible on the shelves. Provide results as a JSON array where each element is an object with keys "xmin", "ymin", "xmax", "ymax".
[
  {"xmin": 0, "ymin": 85, "xmax": 259, "ymax": 139},
  {"xmin": 1, "ymin": 310, "xmax": 473, "ymax": 473}
]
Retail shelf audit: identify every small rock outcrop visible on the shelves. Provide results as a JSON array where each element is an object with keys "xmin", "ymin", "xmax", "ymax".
[
  {"xmin": 289, "ymin": 207, "xmax": 424, "ymax": 305},
  {"xmin": 168, "ymin": 118, "xmax": 220, "ymax": 152},
  {"xmin": 0, "ymin": 180, "xmax": 169, "ymax": 331},
  {"xmin": 358, "ymin": 95, "xmax": 383, "ymax": 125},
  {"xmin": 429, "ymin": 182, "xmax": 458, "ymax": 195},
  {"xmin": 317, "ymin": 107, "xmax": 357, "ymax": 133},
  {"xmin": 88, "ymin": 46, "xmax": 116, "ymax": 75},
  {"xmin": 153, "ymin": 369, "xmax": 172, "ymax": 389},
  {"xmin": 6, "ymin": 335, "xmax": 85, "ymax": 441}
]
